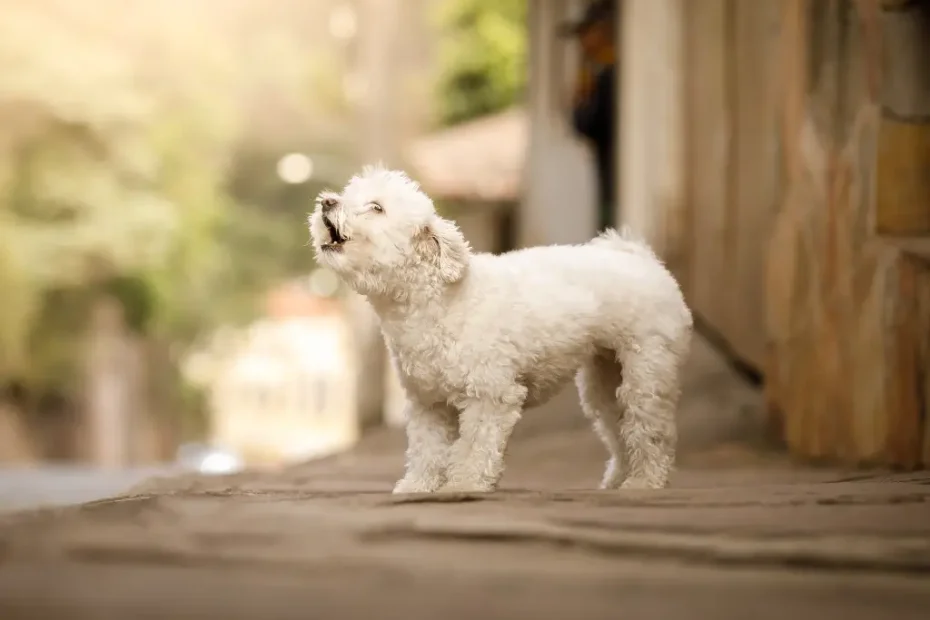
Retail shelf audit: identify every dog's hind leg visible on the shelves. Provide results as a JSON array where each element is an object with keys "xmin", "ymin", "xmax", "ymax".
[
  {"xmin": 576, "ymin": 351, "xmax": 628, "ymax": 489},
  {"xmin": 614, "ymin": 338, "xmax": 680, "ymax": 489}
]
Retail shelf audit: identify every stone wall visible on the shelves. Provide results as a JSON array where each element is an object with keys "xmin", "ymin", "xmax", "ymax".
[
  {"xmin": 657, "ymin": 0, "xmax": 929, "ymax": 466},
  {"xmin": 765, "ymin": 0, "xmax": 930, "ymax": 467}
]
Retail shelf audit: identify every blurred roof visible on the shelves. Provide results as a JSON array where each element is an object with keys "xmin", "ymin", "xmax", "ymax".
[
  {"xmin": 265, "ymin": 281, "xmax": 340, "ymax": 319},
  {"xmin": 407, "ymin": 107, "xmax": 526, "ymax": 203}
]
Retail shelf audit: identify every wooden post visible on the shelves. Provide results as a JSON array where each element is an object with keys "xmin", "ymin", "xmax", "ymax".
[
  {"xmin": 346, "ymin": 0, "xmax": 402, "ymax": 432},
  {"xmin": 85, "ymin": 297, "xmax": 135, "ymax": 468}
]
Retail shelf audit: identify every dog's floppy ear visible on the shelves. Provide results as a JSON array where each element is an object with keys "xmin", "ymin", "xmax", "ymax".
[{"xmin": 416, "ymin": 216, "xmax": 470, "ymax": 283}]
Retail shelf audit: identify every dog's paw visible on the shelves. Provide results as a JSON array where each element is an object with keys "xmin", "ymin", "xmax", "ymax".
[
  {"xmin": 619, "ymin": 477, "xmax": 664, "ymax": 490},
  {"xmin": 392, "ymin": 477, "xmax": 441, "ymax": 494},
  {"xmin": 438, "ymin": 480, "xmax": 496, "ymax": 494},
  {"xmin": 599, "ymin": 458, "xmax": 625, "ymax": 489}
]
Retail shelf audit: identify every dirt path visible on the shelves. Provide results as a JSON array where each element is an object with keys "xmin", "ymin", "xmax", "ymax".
[{"xmin": 1, "ymin": 338, "xmax": 928, "ymax": 619}]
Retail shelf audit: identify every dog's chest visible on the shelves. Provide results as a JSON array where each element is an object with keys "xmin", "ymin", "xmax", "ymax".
[{"xmin": 383, "ymin": 329, "xmax": 464, "ymax": 402}]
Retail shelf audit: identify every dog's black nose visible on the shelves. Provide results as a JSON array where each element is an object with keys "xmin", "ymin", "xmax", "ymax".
[{"xmin": 321, "ymin": 197, "xmax": 338, "ymax": 213}]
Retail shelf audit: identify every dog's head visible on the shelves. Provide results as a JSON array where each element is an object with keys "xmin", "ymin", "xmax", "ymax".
[{"xmin": 308, "ymin": 166, "xmax": 470, "ymax": 295}]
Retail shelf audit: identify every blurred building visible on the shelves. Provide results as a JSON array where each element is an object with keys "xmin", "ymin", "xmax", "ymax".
[
  {"xmin": 408, "ymin": 107, "xmax": 526, "ymax": 254},
  {"xmin": 523, "ymin": 0, "xmax": 930, "ymax": 468},
  {"xmin": 188, "ymin": 279, "xmax": 357, "ymax": 465}
]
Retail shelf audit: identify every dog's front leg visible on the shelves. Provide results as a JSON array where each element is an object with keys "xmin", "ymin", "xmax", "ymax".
[
  {"xmin": 440, "ymin": 399, "xmax": 523, "ymax": 493},
  {"xmin": 392, "ymin": 400, "xmax": 459, "ymax": 494}
]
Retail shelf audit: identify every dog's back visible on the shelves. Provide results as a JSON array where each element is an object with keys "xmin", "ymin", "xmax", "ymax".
[{"xmin": 587, "ymin": 227, "xmax": 658, "ymax": 261}]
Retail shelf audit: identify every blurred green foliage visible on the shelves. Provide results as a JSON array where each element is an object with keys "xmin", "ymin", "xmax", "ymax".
[
  {"xmin": 435, "ymin": 0, "xmax": 527, "ymax": 126},
  {"xmin": 0, "ymin": 0, "xmax": 525, "ymax": 436},
  {"xmin": 0, "ymin": 1, "xmax": 323, "ymax": 422}
]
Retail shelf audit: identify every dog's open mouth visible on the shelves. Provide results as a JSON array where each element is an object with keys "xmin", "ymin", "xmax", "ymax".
[{"xmin": 322, "ymin": 217, "xmax": 349, "ymax": 251}]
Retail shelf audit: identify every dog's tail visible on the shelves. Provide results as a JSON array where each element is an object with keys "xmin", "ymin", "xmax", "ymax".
[{"xmin": 589, "ymin": 226, "xmax": 659, "ymax": 261}]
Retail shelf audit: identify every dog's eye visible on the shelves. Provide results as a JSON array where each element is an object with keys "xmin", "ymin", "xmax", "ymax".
[{"xmin": 369, "ymin": 202, "xmax": 384, "ymax": 213}]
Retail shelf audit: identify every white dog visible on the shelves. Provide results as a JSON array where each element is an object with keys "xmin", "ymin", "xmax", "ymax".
[{"xmin": 309, "ymin": 166, "xmax": 692, "ymax": 493}]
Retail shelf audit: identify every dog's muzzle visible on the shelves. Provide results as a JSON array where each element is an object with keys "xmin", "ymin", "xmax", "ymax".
[{"xmin": 321, "ymin": 215, "xmax": 348, "ymax": 251}]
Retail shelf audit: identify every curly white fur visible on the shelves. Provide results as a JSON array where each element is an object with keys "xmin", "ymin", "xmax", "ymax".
[{"xmin": 309, "ymin": 166, "xmax": 693, "ymax": 493}]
